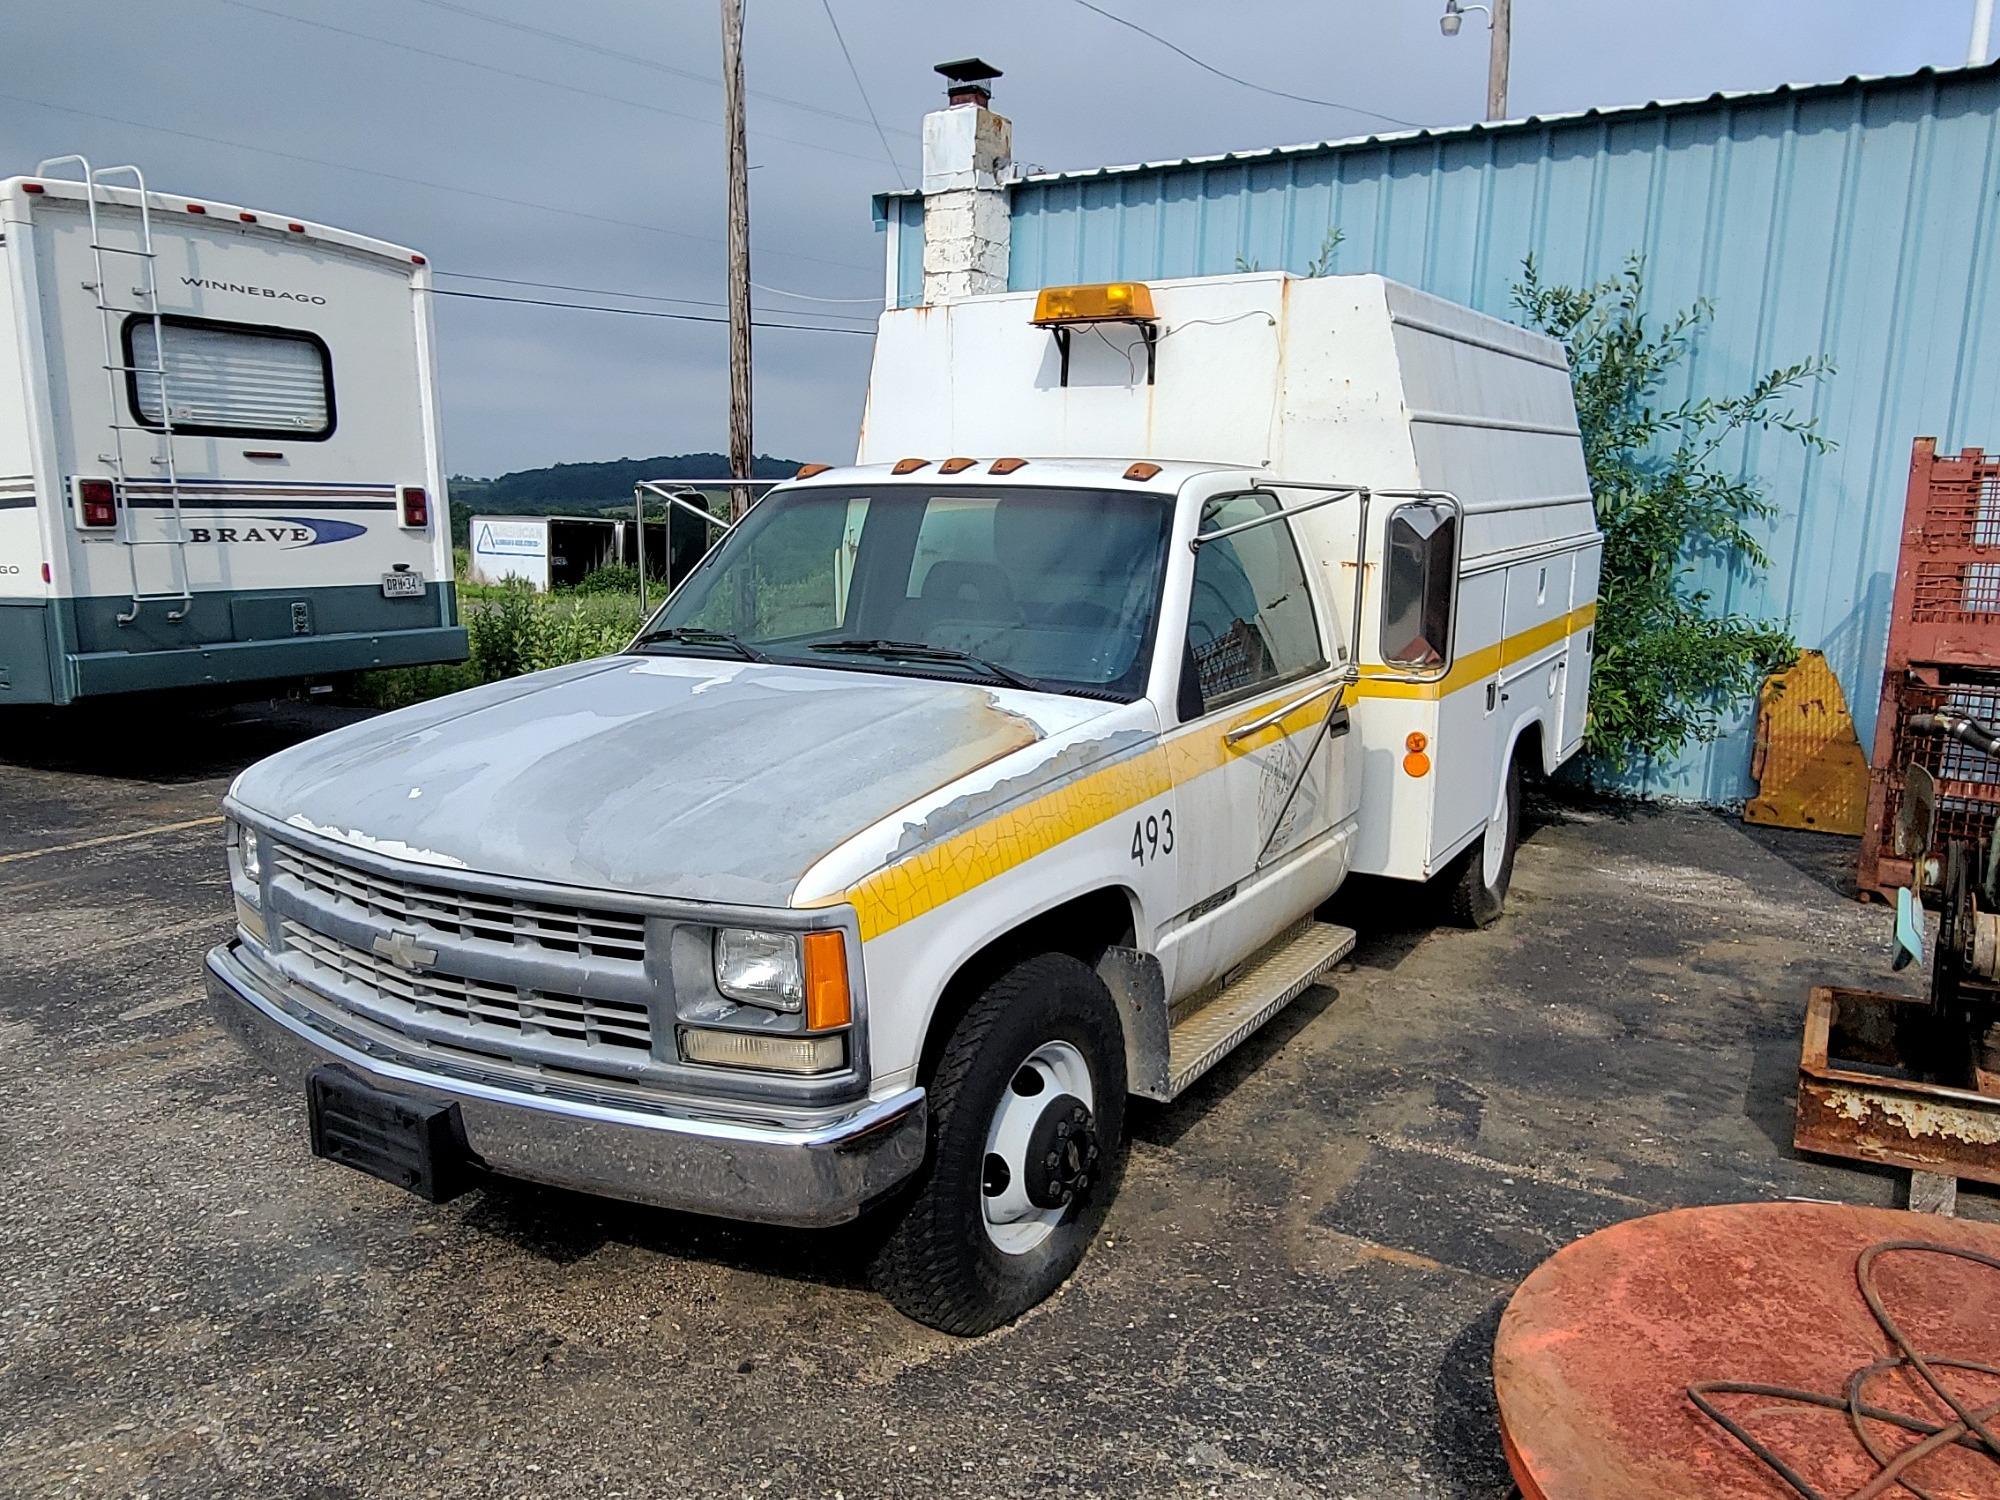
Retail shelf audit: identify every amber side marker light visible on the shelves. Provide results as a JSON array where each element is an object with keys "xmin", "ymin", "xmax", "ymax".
[
  {"xmin": 795, "ymin": 462, "xmax": 833, "ymax": 478},
  {"xmin": 1406, "ymin": 731, "xmax": 1429, "ymax": 753},
  {"xmin": 1124, "ymin": 462, "xmax": 1162, "ymax": 482},
  {"xmin": 989, "ymin": 457, "xmax": 1028, "ymax": 475},
  {"xmin": 801, "ymin": 930, "xmax": 853, "ymax": 1031},
  {"xmin": 939, "ymin": 457, "xmax": 977, "ymax": 474},
  {"xmin": 1403, "ymin": 750, "xmax": 1433, "ymax": 778},
  {"xmin": 892, "ymin": 457, "xmax": 930, "ymax": 475}
]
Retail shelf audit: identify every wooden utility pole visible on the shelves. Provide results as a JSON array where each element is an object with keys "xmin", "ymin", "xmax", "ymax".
[
  {"xmin": 1486, "ymin": 0, "xmax": 1512, "ymax": 122},
  {"xmin": 720, "ymin": 0, "xmax": 753, "ymax": 522}
]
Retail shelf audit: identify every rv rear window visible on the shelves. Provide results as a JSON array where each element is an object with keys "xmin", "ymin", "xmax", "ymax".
[{"xmin": 122, "ymin": 315, "xmax": 334, "ymax": 440}]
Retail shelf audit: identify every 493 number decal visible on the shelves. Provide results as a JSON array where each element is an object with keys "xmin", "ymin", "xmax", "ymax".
[{"xmin": 1131, "ymin": 807, "xmax": 1174, "ymax": 865}]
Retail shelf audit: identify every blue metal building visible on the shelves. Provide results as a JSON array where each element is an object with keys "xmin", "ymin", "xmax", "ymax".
[{"xmin": 876, "ymin": 62, "xmax": 2000, "ymax": 803}]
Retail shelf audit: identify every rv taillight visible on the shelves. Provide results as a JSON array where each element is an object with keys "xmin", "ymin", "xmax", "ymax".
[
  {"xmin": 22, "ymin": 182, "xmax": 44, "ymax": 195},
  {"xmin": 400, "ymin": 487, "xmax": 430, "ymax": 529},
  {"xmin": 410, "ymin": 254, "xmax": 426, "ymax": 265},
  {"xmin": 74, "ymin": 478, "xmax": 118, "ymax": 529}
]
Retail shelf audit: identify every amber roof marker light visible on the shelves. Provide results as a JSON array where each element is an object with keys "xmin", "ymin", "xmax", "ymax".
[{"xmin": 1030, "ymin": 281, "xmax": 1161, "ymax": 388}]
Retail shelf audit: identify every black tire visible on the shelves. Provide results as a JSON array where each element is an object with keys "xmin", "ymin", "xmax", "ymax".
[
  {"xmin": 870, "ymin": 953, "xmax": 1127, "ymax": 1336},
  {"xmin": 1447, "ymin": 748, "xmax": 1522, "ymax": 928}
]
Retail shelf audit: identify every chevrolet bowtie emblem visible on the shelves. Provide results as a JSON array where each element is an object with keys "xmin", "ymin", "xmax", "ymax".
[{"xmin": 371, "ymin": 928, "xmax": 438, "ymax": 973}]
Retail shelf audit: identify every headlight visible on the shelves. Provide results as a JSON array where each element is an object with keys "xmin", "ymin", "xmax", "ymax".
[
  {"xmin": 239, "ymin": 825, "xmax": 262, "ymax": 882},
  {"xmin": 714, "ymin": 928, "xmax": 802, "ymax": 1012}
]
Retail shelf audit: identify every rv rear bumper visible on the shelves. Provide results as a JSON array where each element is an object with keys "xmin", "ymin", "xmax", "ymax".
[
  {"xmin": 65, "ymin": 623, "xmax": 468, "ymax": 698},
  {"xmin": 205, "ymin": 942, "xmax": 929, "ymax": 1227}
]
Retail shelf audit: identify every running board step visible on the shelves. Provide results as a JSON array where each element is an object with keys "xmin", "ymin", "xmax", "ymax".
[{"xmin": 1161, "ymin": 920, "xmax": 1356, "ymax": 1099}]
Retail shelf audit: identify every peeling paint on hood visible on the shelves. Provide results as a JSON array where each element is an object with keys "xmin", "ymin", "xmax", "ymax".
[{"xmin": 231, "ymin": 654, "xmax": 1116, "ymax": 906}]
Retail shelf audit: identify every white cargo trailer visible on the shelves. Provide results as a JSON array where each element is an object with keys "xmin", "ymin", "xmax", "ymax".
[{"xmin": 0, "ymin": 159, "xmax": 464, "ymax": 705}]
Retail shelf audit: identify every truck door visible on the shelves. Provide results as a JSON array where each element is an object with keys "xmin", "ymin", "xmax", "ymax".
[{"xmin": 1164, "ymin": 491, "xmax": 1350, "ymax": 997}]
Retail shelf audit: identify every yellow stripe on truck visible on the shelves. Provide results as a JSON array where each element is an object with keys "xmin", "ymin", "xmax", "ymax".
[
  {"xmin": 1351, "ymin": 602, "xmax": 1596, "ymax": 701},
  {"xmin": 833, "ymin": 605, "xmax": 1596, "ymax": 940}
]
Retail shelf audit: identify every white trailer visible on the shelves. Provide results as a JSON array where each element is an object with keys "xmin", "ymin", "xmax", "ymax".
[{"xmin": 0, "ymin": 159, "xmax": 464, "ymax": 705}]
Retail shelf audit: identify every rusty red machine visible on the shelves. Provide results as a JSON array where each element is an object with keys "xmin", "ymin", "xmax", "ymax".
[{"xmin": 1798, "ymin": 439, "xmax": 2000, "ymax": 1197}]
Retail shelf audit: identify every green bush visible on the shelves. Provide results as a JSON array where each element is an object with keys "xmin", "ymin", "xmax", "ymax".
[
  {"xmin": 354, "ymin": 586, "xmax": 643, "ymax": 709},
  {"xmin": 1512, "ymin": 255, "xmax": 1830, "ymax": 772},
  {"xmin": 570, "ymin": 563, "xmax": 641, "ymax": 596}
]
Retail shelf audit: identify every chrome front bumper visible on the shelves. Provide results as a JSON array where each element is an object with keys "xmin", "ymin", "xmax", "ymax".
[{"xmin": 205, "ymin": 941, "xmax": 927, "ymax": 1226}]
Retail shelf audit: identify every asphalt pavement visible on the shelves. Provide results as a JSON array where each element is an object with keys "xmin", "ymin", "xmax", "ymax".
[{"xmin": 1, "ymin": 697, "xmax": 1988, "ymax": 1500}]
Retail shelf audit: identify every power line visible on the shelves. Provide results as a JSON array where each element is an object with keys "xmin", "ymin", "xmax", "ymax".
[
  {"xmin": 438, "ymin": 270, "xmax": 878, "ymax": 322},
  {"xmin": 1066, "ymin": 0, "xmax": 1418, "ymax": 129},
  {"xmin": 817, "ymin": 0, "xmax": 906, "ymax": 190},
  {"xmin": 748, "ymin": 280, "xmax": 882, "ymax": 306},
  {"xmin": 428, "ymin": 285, "xmax": 876, "ymax": 334},
  {"xmin": 213, "ymin": 0, "xmax": 902, "ymax": 172},
  {"xmin": 0, "ymin": 88, "xmax": 875, "ymax": 272},
  {"xmin": 404, "ymin": 0, "xmax": 920, "ymax": 142}
]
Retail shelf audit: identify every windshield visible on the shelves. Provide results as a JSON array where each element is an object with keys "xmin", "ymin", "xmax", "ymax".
[{"xmin": 637, "ymin": 485, "xmax": 1173, "ymax": 699}]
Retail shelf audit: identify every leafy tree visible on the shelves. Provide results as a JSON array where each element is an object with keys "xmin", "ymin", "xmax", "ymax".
[{"xmin": 1512, "ymin": 255, "xmax": 1832, "ymax": 772}]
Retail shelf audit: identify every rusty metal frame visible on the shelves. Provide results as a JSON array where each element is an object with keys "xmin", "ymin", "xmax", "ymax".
[
  {"xmin": 1858, "ymin": 437, "xmax": 2000, "ymax": 900},
  {"xmin": 1795, "ymin": 985, "xmax": 2000, "ymax": 1186}
]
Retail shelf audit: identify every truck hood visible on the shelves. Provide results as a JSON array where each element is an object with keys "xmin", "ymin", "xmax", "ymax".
[{"xmin": 230, "ymin": 653, "xmax": 1120, "ymax": 907}]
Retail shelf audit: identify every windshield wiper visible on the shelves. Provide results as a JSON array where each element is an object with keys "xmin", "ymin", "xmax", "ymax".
[
  {"xmin": 811, "ymin": 638, "xmax": 1045, "ymax": 692},
  {"xmin": 631, "ymin": 625, "xmax": 769, "ymax": 662}
]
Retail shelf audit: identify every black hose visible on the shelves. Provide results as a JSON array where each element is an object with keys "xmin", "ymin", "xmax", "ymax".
[
  {"xmin": 1687, "ymin": 1239, "xmax": 2000, "ymax": 1500},
  {"xmin": 1909, "ymin": 711, "xmax": 2000, "ymax": 759}
]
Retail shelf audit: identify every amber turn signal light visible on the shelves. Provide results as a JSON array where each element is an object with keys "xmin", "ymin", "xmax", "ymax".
[
  {"xmin": 1403, "ymin": 750, "xmax": 1432, "ymax": 777},
  {"xmin": 802, "ymin": 930, "xmax": 852, "ymax": 1031}
]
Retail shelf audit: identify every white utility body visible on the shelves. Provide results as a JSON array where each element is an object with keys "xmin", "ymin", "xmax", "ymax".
[
  {"xmin": 206, "ymin": 270, "xmax": 1598, "ymax": 1336},
  {"xmin": 0, "ymin": 160, "xmax": 463, "ymax": 705}
]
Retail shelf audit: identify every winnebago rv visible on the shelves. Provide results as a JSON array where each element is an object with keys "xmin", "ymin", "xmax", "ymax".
[
  {"xmin": 207, "ymin": 271, "xmax": 1599, "ymax": 1335},
  {"xmin": 0, "ymin": 160, "xmax": 464, "ymax": 705}
]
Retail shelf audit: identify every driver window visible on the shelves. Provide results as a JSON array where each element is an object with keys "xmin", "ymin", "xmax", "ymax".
[{"xmin": 1185, "ymin": 493, "xmax": 1325, "ymax": 714}]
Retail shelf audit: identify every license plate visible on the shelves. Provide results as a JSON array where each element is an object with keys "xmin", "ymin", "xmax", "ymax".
[
  {"xmin": 381, "ymin": 570, "xmax": 427, "ymax": 598},
  {"xmin": 307, "ymin": 1065, "xmax": 468, "ymax": 1202}
]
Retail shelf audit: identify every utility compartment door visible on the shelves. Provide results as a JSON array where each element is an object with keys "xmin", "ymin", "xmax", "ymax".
[
  {"xmin": 1560, "ymin": 545, "xmax": 1601, "ymax": 758},
  {"xmin": 1497, "ymin": 553, "xmax": 1575, "ymax": 776},
  {"xmin": 1162, "ymin": 492, "xmax": 1354, "ymax": 999}
]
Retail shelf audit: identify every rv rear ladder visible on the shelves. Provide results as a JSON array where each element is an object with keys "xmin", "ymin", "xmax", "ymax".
[{"xmin": 35, "ymin": 155, "xmax": 195, "ymax": 625}]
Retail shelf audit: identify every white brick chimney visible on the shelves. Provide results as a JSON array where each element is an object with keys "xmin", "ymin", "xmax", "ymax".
[{"xmin": 921, "ymin": 59, "xmax": 1011, "ymax": 304}]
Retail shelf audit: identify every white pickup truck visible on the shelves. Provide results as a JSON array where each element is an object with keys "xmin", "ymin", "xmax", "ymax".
[{"xmin": 207, "ymin": 272, "xmax": 1600, "ymax": 1333}]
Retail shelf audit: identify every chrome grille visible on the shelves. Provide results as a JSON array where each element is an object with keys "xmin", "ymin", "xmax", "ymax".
[
  {"xmin": 274, "ymin": 842, "xmax": 646, "ymax": 960},
  {"xmin": 279, "ymin": 919, "xmax": 654, "ymax": 1053}
]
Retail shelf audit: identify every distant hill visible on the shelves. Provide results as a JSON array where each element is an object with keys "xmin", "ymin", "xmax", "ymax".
[{"xmin": 450, "ymin": 452, "xmax": 801, "ymax": 514}]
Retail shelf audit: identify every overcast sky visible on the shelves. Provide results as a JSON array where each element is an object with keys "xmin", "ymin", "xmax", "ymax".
[{"xmin": 2, "ymin": 1, "xmax": 1987, "ymax": 477}]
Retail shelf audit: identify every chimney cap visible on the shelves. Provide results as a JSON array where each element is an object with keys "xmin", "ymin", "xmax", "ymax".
[{"xmin": 935, "ymin": 57, "xmax": 1003, "ymax": 86}]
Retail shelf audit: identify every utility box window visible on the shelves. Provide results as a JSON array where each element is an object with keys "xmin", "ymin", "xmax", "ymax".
[
  {"xmin": 124, "ymin": 315, "xmax": 334, "ymax": 440},
  {"xmin": 1380, "ymin": 500, "xmax": 1457, "ymax": 671}
]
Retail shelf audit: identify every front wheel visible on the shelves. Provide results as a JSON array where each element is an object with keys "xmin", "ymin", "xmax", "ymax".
[
  {"xmin": 870, "ymin": 953, "xmax": 1127, "ymax": 1336},
  {"xmin": 1447, "ymin": 748, "xmax": 1523, "ymax": 928}
]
